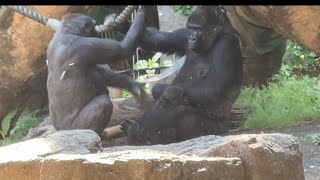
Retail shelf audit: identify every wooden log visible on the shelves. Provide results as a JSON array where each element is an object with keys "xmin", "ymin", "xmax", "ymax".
[{"xmin": 101, "ymin": 125, "xmax": 124, "ymax": 139}]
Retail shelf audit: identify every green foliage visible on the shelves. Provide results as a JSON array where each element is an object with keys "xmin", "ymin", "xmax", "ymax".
[
  {"xmin": 122, "ymin": 89, "xmax": 133, "ymax": 98},
  {"xmin": 173, "ymin": 6, "xmax": 195, "ymax": 16},
  {"xmin": 283, "ymin": 40, "xmax": 317, "ymax": 66},
  {"xmin": 237, "ymin": 39, "xmax": 320, "ymax": 130},
  {"xmin": 10, "ymin": 108, "xmax": 47, "ymax": 139},
  {"xmin": 134, "ymin": 52, "xmax": 162, "ymax": 76},
  {"xmin": 122, "ymin": 52, "xmax": 173, "ymax": 98},
  {"xmin": 307, "ymin": 133, "xmax": 320, "ymax": 145},
  {"xmin": 0, "ymin": 109, "xmax": 17, "ymax": 139},
  {"xmin": 133, "ymin": 53, "xmax": 173, "ymax": 93},
  {"xmin": 237, "ymin": 74, "xmax": 320, "ymax": 129},
  {"xmin": 282, "ymin": 40, "xmax": 319, "ymax": 76},
  {"xmin": 0, "ymin": 107, "xmax": 48, "ymax": 147}
]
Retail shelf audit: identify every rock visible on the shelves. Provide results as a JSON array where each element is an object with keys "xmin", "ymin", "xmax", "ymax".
[
  {"xmin": 102, "ymin": 133, "xmax": 304, "ymax": 180},
  {"xmin": 246, "ymin": 6, "xmax": 320, "ymax": 54},
  {"xmin": 0, "ymin": 132, "xmax": 304, "ymax": 180},
  {"xmin": 0, "ymin": 129, "xmax": 101, "ymax": 161},
  {"xmin": 224, "ymin": 6, "xmax": 320, "ymax": 85}
]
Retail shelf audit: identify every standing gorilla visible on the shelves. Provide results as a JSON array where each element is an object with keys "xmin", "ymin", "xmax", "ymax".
[
  {"xmin": 123, "ymin": 6, "xmax": 243, "ymax": 145},
  {"xmin": 47, "ymin": 6, "xmax": 148, "ymax": 135}
]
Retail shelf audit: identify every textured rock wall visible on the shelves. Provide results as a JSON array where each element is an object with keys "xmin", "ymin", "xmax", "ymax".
[{"xmin": 0, "ymin": 130, "xmax": 305, "ymax": 180}]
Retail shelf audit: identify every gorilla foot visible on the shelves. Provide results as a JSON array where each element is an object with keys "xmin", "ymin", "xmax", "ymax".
[{"xmin": 24, "ymin": 125, "xmax": 57, "ymax": 140}]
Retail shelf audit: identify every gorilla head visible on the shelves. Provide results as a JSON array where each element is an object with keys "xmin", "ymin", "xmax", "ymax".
[
  {"xmin": 60, "ymin": 13, "xmax": 98, "ymax": 37},
  {"xmin": 186, "ymin": 6, "xmax": 230, "ymax": 53}
]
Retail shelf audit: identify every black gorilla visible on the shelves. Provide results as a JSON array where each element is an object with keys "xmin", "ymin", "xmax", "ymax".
[
  {"xmin": 47, "ymin": 6, "xmax": 148, "ymax": 135},
  {"xmin": 123, "ymin": 6, "xmax": 243, "ymax": 145}
]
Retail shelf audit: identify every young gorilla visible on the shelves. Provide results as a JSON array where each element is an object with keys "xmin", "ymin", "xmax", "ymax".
[
  {"xmin": 47, "ymin": 6, "xmax": 148, "ymax": 135},
  {"xmin": 123, "ymin": 6, "xmax": 243, "ymax": 145}
]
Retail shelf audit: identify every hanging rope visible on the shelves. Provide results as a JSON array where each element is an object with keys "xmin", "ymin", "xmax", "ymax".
[
  {"xmin": 8, "ymin": 6, "xmax": 48, "ymax": 25},
  {"xmin": 95, "ymin": 5, "xmax": 138, "ymax": 33},
  {"xmin": 6, "ymin": 5, "xmax": 139, "ymax": 33}
]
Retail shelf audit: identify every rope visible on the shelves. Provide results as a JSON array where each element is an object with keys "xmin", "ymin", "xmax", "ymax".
[
  {"xmin": 7, "ymin": 5, "xmax": 139, "ymax": 34},
  {"xmin": 8, "ymin": 6, "xmax": 48, "ymax": 25},
  {"xmin": 95, "ymin": 5, "xmax": 138, "ymax": 33}
]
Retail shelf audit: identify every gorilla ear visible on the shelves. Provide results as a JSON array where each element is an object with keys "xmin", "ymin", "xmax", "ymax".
[{"xmin": 163, "ymin": 86, "xmax": 186, "ymax": 105}]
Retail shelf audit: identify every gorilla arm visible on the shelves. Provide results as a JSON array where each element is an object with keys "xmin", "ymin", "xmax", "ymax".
[
  {"xmin": 78, "ymin": 6, "xmax": 146, "ymax": 65},
  {"xmin": 139, "ymin": 27, "xmax": 188, "ymax": 56},
  {"xmin": 95, "ymin": 65, "xmax": 151, "ymax": 108}
]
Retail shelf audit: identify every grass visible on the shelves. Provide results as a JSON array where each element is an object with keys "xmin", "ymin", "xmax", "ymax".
[
  {"xmin": 0, "ymin": 107, "xmax": 47, "ymax": 147},
  {"xmin": 237, "ymin": 74, "xmax": 320, "ymax": 130},
  {"xmin": 237, "ymin": 40, "xmax": 320, "ymax": 130},
  {"xmin": 307, "ymin": 133, "xmax": 320, "ymax": 144}
]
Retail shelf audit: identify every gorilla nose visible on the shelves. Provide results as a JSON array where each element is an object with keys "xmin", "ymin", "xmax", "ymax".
[{"xmin": 189, "ymin": 36, "xmax": 197, "ymax": 42}]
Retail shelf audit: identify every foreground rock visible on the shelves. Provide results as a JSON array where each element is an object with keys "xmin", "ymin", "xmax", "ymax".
[{"xmin": 0, "ymin": 130, "xmax": 304, "ymax": 180}]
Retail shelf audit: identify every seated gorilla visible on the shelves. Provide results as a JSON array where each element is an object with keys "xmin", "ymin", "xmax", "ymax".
[
  {"xmin": 47, "ymin": 6, "xmax": 148, "ymax": 135},
  {"xmin": 122, "ymin": 6, "xmax": 243, "ymax": 145}
]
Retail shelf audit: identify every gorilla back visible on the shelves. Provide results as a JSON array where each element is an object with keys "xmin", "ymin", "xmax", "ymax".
[{"xmin": 47, "ymin": 7, "xmax": 147, "ymax": 135}]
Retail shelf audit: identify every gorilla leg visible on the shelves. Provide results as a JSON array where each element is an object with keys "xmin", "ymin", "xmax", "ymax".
[
  {"xmin": 72, "ymin": 94, "xmax": 113, "ymax": 135},
  {"xmin": 151, "ymin": 83, "xmax": 169, "ymax": 100},
  {"xmin": 176, "ymin": 110, "xmax": 228, "ymax": 141}
]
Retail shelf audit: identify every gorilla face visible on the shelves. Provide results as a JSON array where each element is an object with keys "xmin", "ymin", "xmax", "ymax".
[{"xmin": 186, "ymin": 6, "xmax": 225, "ymax": 54}]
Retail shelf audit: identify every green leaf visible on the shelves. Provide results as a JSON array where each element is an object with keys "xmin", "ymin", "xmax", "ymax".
[
  {"xmin": 133, "ymin": 60, "xmax": 148, "ymax": 70},
  {"xmin": 146, "ymin": 70, "xmax": 155, "ymax": 75},
  {"xmin": 136, "ymin": 75, "xmax": 148, "ymax": 81},
  {"xmin": 151, "ymin": 63, "xmax": 159, "ymax": 68},
  {"xmin": 147, "ymin": 59, "xmax": 154, "ymax": 66},
  {"xmin": 151, "ymin": 52, "xmax": 162, "ymax": 63},
  {"xmin": 1, "ymin": 109, "xmax": 17, "ymax": 137},
  {"xmin": 162, "ymin": 60, "xmax": 174, "ymax": 66}
]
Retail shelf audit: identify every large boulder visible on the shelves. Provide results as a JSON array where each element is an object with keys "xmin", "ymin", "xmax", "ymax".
[
  {"xmin": 0, "ymin": 130, "xmax": 305, "ymax": 180},
  {"xmin": 225, "ymin": 6, "xmax": 320, "ymax": 85},
  {"xmin": 246, "ymin": 6, "xmax": 320, "ymax": 54}
]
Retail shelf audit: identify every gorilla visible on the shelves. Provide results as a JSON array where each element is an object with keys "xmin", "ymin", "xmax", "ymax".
[
  {"xmin": 123, "ymin": 6, "xmax": 243, "ymax": 145},
  {"xmin": 47, "ymin": 6, "xmax": 148, "ymax": 135}
]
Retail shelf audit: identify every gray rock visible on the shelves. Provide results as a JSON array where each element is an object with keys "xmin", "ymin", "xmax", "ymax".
[
  {"xmin": 0, "ymin": 133, "xmax": 304, "ymax": 180},
  {"xmin": 0, "ymin": 129, "xmax": 101, "ymax": 163}
]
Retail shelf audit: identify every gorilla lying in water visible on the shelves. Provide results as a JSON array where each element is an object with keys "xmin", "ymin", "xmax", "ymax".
[
  {"xmin": 122, "ymin": 6, "xmax": 243, "ymax": 145},
  {"xmin": 46, "ymin": 6, "xmax": 149, "ymax": 136}
]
